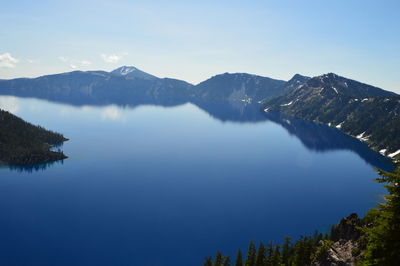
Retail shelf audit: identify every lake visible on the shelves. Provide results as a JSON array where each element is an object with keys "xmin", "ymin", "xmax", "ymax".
[{"xmin": 0, "ymin": 96, "xmax": 394, "ymax": 266}]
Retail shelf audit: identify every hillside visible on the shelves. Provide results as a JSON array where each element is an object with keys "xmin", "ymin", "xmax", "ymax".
[
  {"xmin": 191, "ymin": 72, "xmax": 287, "ymax": 103},
  {"xmin": 0, "ymin": 109, "xmax": 67, "ymax": 165},
  {"xmin": 0, "ymin": 67, "xmax": 193, "ymax": 107},
  {"xmin": 262, "ymin": 73, "xmax": 400, "ymax": 159},
  {"xmin": 1, "ymin": 68, "xmax": 400, "ymax": 160}
]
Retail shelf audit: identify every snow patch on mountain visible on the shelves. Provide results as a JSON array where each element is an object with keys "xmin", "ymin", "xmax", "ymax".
[
  {"xmin": 388, "ymin": 149, "xmax": 400, "ymax": 158},
  {"xmin": 119, "ymin": 66, "xmax": 137, "ymax": 75}
]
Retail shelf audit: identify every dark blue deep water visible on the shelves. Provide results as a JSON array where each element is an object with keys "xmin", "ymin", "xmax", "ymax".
[{"xmin": 0, "ymin": 96, "xmax": 394, "ymax": 266}]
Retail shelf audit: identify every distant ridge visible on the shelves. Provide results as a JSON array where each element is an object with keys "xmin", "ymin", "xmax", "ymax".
[
  {"xmin": 0, "ymin": 67, "xmax": 399, "ymax": 159},
  {"xmin": 191, "ymin": 72, "xmax": 287, "ymax": 102},
  {"xmin": 262, "ymin": 73, "xmax": 400, "ymax": 159}
]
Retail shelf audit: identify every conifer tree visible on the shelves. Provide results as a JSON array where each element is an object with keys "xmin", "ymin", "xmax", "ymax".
[
  {"xmin": 235, "ymin": 249, "xmax": 243, "ymax": 266},
  {"xmin": 266, "ymin": 241, "xmax": 274, "ymax": 265},
  {"xmin": 281, "ymin": 236, "xmax": 291, "ymax": 265},
  {"xmin": 245, "ymin": 241, "xmax": 256, "ymax": 266},
  {"xmin": 204, "ymin": 257, "xmax": 213, "ymax": 266},
  {"xmin": 294, "ymin": 237, "xmax": 306, "ymax": 266},
  {"xmin": 255, "ymin": 242, "xmax": 266, "ymax": 266},
  {"xmin": 271, "ymin": 246, "xmax": 281, "ymax": 266},
  {"xmin": 214, "ymin": 251, "xmax": 223, "ymax": 266},
  {"xmin": 362, "ymin": 166, "xmax": 400, "ymax": 265},
  {"xmin": 222, "ymin": 256, "xmax": 231, "ymax": 266}
]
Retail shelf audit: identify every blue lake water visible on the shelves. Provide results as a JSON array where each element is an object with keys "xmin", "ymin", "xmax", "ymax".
[{"xmin": 0, "ymin": 96, "xmax": 394, "ymax": 266}]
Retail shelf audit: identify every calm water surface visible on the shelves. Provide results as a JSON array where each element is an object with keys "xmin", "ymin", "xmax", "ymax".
[{"xmin": 0, "ymin": 96, "xmax": 394, "ymax": 266}]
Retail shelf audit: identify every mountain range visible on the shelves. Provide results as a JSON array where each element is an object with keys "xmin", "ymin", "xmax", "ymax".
[
  {"xmin": 0, "ymin": 66, "xmax": 399, "ymax": 161},
  {"xmin": 262, "ymin": 73, "xmax": 400, "ymax": 158},
  {"xmin": 0, "ymin": 66, "xmax": 297, "ymax": 106}
]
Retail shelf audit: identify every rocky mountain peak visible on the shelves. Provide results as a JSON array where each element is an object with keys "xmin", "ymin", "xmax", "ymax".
[{"xmin": 110, "ymin": 66, "xmax": 158, "ymax": 80}]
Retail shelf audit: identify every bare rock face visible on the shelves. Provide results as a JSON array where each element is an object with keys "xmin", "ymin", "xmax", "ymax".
[
  {"xmin": 312, "ymin": 214, "xmax": 363, "ymax": 266},
  {"xmin": 314, "ymin": 240, "xmax": 359, "ymax": 266},
  {"xmin": 331, "ymin": 213, "xmax": 363, "ymax": 242}
]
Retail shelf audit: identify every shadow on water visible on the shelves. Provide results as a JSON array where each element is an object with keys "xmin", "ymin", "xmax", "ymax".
[
  {"xmin": 0, "ymin": 89, "xmax": 395, "ymax": 172},
  {"xmin": 194, "ymin": 100, "xmax": 395, "ymax": 171},
  {"xmin": 262, "ymin": 110, "xmax": 395, "ymax": 172},
  {"xmin": 1, "ymin": 159, "xmax": 65, "ymax": 173}
]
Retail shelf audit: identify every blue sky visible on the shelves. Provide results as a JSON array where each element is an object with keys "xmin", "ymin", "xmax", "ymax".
[{"xmin": 1, "ymin": 0, "xmax": 399, "ymax": 92}]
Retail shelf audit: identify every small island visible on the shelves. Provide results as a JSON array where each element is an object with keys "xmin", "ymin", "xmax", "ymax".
[{"xmin": 0, "ymin": 109, "xmax": 68, "ymax": 166}]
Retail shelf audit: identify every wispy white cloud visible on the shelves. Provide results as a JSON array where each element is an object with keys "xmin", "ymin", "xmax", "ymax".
[
  {"xmin": 79, "ymin": 60, "xmax": 91, "ymax": 66},
  {"xmin": 26, "ymin": 59, "xmax": 37, "ymax": 64},
  {"xmin": 0, "ymin": 53, "xmax": 19, "ymax": 68},
  {"xmin": 58, "ymin": 56, "xmax": 68, "ymax": 62},
  {"xmin": 59, "ymin": 57, "xmax": 91, "ymax": 70},
  {"xmin": 101, "ymin": 54, "xmax": 122, "ymax": 63}
]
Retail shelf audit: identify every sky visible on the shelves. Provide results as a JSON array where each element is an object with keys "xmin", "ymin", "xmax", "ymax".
[{"xmin": 1, "ymin": 0, "xmax": 399, "ymax": 92}]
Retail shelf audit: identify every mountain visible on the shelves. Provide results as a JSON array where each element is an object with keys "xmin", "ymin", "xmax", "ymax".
[
  {"xmin": 110, "ymin": 66, "xmax": 158, "ymax": 80},
  {"xmin": 191, "ymin": 72, "xmax": 287, "ymax": 103},
  {"xmin": 0, "ymin": 67, "xmax": 193, "ymax": 107},
  {"xmin": 281, "ymin": 73, "xmax": 311, "ymax": 92},
  {"xmin": 262, "ymin": 73, "xmax": 400, "ymax": 158},
  {"xmin": 0, "ymin": 109, "xmax": 67, "ymax": 165},
  {"xmin": 0, "ymin": 68, "xmax": 301, "ymax": 109},
  {"xmin": 1, "ymin": 67, "xmax": 399, "ymax": 159}
]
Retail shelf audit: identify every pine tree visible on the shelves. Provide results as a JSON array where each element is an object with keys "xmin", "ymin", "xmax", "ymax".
[
  {"xmin": 203, "ymin": 257, "xmax": 213, "ymax": 266},
  {"xmin": 266, "ymin": 241, "xmax": 274, "ymax": 265},
  {"xmin": 245, "ymin": 241, "xmax": 257, "ymax": 266},
  {"xmin": 362, "ymin": 166, "xmax": 400, "ymax": 265},
  {"xmin": 222, "ymin": 256, "xmax": 231, "ymax": 266},
  {"xmin": 271, "ymin": 246, "xmax": 281, "ymax": 266},
  {"xmin": 294, "ymin": 237, "xmax": 306, "ymax": 266},
  {"xmin": 214, "ymin": 251, "xmax": 223, "ymax": 266},
  {"xmin": 235, "ymin": 249, "xmax": 243, "ymax": 266},
  {"xmin": 255, "ymin": 242, "xmax": 266, "ymax": 266},
  {"xmin": 281, "ymin": 236, "xmax": 291, "ymax": 265}
]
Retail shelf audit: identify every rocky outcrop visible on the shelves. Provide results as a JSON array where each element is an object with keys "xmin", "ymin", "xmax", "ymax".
[
  {"xmin": 330, "ymin": 213, "xmax": 363, "ymax": 242},
  {"xmin": 313, "ymin": 240, "xmax": 360, "ymax": 266},
  {"xmin": 312, "ymin": 214, "xmax": 364, "ymax": 266}
]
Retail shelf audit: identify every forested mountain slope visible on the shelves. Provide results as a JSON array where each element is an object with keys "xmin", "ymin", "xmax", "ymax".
[
  {"xmin": 0, "ymin": 109, "xmax": 67, "ymax": 165},
  {"xmin": 262, "ymin": 73, "xmax": 400, "ymax": 159}
]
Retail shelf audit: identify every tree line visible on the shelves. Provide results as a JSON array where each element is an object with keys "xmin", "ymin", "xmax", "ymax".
[{"xmin": 204, "ymin": 165, "xmax": 400, "ymax": 266}]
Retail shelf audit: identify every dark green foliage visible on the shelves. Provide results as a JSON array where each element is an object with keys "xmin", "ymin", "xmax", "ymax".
[
  {"xmin": 271, "ymin": 246, "xmax": 281, "ymax": 265},
  {"xmin": 313, "ymin": 240, "xmax": 333, "ymax": 262},
  {"xmin": 293, "ymin": 236, "xmax": 316, "ymax": 266},
  {"xmin": 245, "ymin": 241, "xmax": 257, "ymax": 266},
  {"xmin": 205, "ymin": 251, "xmax": 231, "ymax": 266},
  {"xmin": 235, "ymin": 249, "xmax": 243, "ymax": 266},
  {"xmin": 265, "ymin": 242, "xmax": 273, "ymax": 265},
  {"xmin": 360, "ymin": 167, "xmax": 400, "ymax": 265},
  {"xmin": 204, "ymin": 257, "xmax": 213, "ymax": 266},
  {"xmin": 205, "ymin": 233, "xmax": 324, "ymax": 266},
  {"xmin": 255, "ymin": 243, "xmax": 266, "ymax": 266},
  {"xmin": 205, "ymin": 165, "xmax": 400, "ymax": 266},
  {"xmin": 214, "ymin": 251, "xmax": 223, "ymax": 266},
  {"xmin": 262, "ymin": 73, "xmax": 400, "ymax": 156},
  {"xmin": 222, "ymin": 256, "xmax": 231, "ymax": 266},
  {"xmin": 281, "ymin": 237, "xmax": 292, "ymax": 265},
  {"xmin": 0, "ymin": 109, "xmax": 67, "ymax": 165}
]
